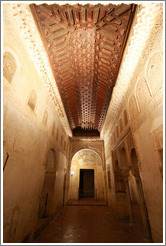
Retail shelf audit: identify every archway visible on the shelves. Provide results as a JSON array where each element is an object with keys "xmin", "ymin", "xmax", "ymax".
[
  {"xmin": 68, "ymin": 149, "xmax": 106, "ymax": 202},
  {"xmin": 38, "ymin": 149, "xmax": 56, "ymax": 219},
  {"xmin": 128, "ymin": 170, "xmax": 142, "ymax": 224},
  {"xmin": 129, "ymin": 148, "xmax": 152, "ymax": 239},
  {"xmin": 71, "ymin": 146, "xmax": 103, "ymax": 166},
  {"xmin": 119, "ymin": 147, "xmax": 129, "ymax": 170},
  {"xmin": 114, "ymin": 160, "xmax": 119, "ymax": 172},
  {"xmin": 115, "ymin": 147, "xmax": 134, "ymax": 221}
]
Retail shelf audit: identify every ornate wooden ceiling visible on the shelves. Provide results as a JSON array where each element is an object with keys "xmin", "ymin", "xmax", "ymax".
[{"xmin": 30, "ymin": 3, "xmax": 136, "ymax": 135}]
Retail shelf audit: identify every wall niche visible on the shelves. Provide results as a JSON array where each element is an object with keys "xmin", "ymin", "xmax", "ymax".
[{"xmin": 3, "ymin": 52, "xmax": 17, "ymax": 83}]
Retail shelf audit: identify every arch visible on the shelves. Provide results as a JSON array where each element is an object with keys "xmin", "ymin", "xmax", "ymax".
[
  {"xmin": 69, "ymin": 149, "xmax": 105, "ymax": 202},
  {"xmin": 128, "ymin": 170, "xmax": 142, "ymax": 224},
  {"xmin": 71, "ymin": 140, "xmax": 104, "ymax": 170},
  {"xmin": 128, "ymin": 95, "xmax": 139, "ymax": 121},
  {"xmin": 28, "ymin": 89, "xmax": 37, "ymax": 111},
  {"xmin": 145, "ymin": 50, "xmax": 163, "ymax": 96},
  {"xmin": 71, "ymin": 148, "xmax": 102, "ymax": 162},
  {"xmin": 72, "ymin": 149, "xmax": 102, "ymax": 165},
  {"xmin": 112, "ymin": 150, "xmax": 118, "ymax": 162},
  {"xmin": 114, "ymin": 159, "xmax": 119, "ymax": 171},
  {"xmin": 38, "ymin": 149, "xmax": 56, "ymax": 219},
  {"xmin": 135, "ymin": 76, "xmax": 151, "ymax": 111},
  {"xmin": 3, "ymin": 51, "xmax": 17, "ymax": 83},
  {"xmin": 45, "ymin": 149, "xmax": 56, "ymax": 172},
  {"xmin": 119, "ymin": 147, "xmax": 129, "ymax": 170}
]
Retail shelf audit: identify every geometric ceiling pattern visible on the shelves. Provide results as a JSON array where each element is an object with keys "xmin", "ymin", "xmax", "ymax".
[{"xmin": 30, "ymin": 3, "xmax": 136, "ymax": 135}]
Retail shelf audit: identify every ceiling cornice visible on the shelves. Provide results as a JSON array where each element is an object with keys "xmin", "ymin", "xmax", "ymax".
[
  {"xmin": 101, "ymin": 2, "xmax": 163, "ymax": 138},
  {"xmin": 3, "ymin": 2, "xmax": 73, "ymax": 137}
]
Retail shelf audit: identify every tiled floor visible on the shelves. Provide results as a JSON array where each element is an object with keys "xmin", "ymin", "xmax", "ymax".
[{"xmin": 32, "ymin": 205, "xmax": 151, "ymax": 243}]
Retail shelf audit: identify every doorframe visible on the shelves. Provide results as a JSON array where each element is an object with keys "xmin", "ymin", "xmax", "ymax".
[{"xmin": 78, "ymin": 168, "xmax": 95, "ymax": 199}]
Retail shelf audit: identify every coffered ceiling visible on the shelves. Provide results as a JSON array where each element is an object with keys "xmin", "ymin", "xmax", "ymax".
[{"xmin": 30, "ymin": 3, "xmax": 136, "ymax": 136}]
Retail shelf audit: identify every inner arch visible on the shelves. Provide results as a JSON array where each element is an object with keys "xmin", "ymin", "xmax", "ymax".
[{"xmin": 69, "ymin": 149, "xmax": 106, "ymax": 202}]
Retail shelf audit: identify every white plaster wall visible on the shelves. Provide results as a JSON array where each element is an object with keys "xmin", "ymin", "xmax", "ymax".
[
  {"xmin": 3, "ymin": 18, "xmax": 69, "ymax": 243},
  {"xmin": 133, "ymin": 105, "xmax": 163, "ymax": 242},
  {"xmin": 103, "ymin": 25, "xmax": 163, "ymax": 242}
]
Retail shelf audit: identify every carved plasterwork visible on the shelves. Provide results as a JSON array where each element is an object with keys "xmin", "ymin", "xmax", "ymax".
[
  {"xmin": 3, "ymin": 3, "xmax": 72, "ymax": 137},
  {"xmin": 135, "ymin": 72, "xmax": 151, "ymax": 111},
  {"xmin": 71, "ymin": 139, "xmax": 104, "ymax": 166},
  {"xmin": 75, "ymin": 149, "xmax": 101, "ymax": 166},
  {"xmin": 101, "ymin": 3, "xmax": 163, "ymax": 138},
  {"xmin": 145, "ymin": 50, "xmax": 163, "ymax": 96}
]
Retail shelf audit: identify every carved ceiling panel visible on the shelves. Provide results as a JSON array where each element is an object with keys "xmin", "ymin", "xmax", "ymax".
[{"xmin": 30, "ymin": 3, "xmax": 136, "ymax": 135}]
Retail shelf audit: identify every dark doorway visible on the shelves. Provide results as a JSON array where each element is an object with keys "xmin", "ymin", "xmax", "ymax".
[{"xmin": 79, "ymin": 169, "xmax": 94, "ymax": 199}]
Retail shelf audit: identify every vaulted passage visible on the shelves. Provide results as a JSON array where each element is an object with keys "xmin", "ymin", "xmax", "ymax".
[
  {"xmin": 3, "ymin": 2, "xmax": 163, "ymax": 244},
  {"xmin": 30, "ymin": 2, "xmax": 136, "ymax": 133}
]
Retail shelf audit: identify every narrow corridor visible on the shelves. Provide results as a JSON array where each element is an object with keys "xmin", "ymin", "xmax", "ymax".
[
  {"xmin": 32, "ymin": 205, "xmax": 150, "ymax": 244},
  {"xmin": 3, "ymin": 2, "xmax": 163, "ymax": 244}
]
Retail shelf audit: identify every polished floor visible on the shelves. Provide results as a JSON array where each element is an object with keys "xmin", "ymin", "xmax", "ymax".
[{"xmin": 32, "ymin": 204, "xmax": 151, "ymax": 244}]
